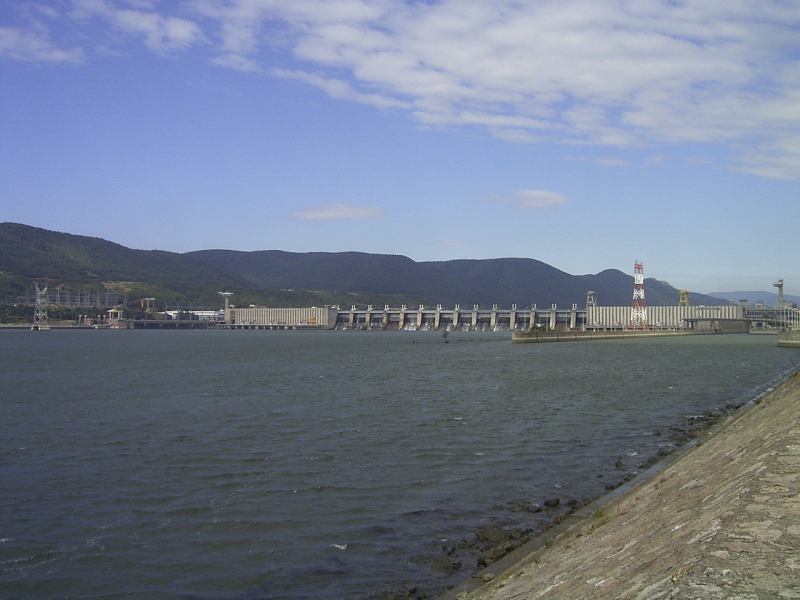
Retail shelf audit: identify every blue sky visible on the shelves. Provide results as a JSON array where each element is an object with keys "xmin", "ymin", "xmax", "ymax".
[{"xmin": 1, "ymin": 0, "xmax": 799, "ymax": 296}]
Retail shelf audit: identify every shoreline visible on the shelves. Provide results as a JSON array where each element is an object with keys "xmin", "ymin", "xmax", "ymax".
[
  {"xmin": 375, "ymin": 355, "xmax": 795, "ymax": 600},
  {"xmin": 440, "ymin": 366, "xmax": 800, "ymax": 599}
]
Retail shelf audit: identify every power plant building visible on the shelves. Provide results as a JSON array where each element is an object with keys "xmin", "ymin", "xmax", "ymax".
[
  {"xmin": 586, "ymin": 305, "xmax": 744, "ymax": 330},
  {"xmin": 221, "ymin": 303, "xmax": 747, "ymax": 331},
  {"xmin": 226, "ymin": 306, "xmax": 339, "ymax": 329}
]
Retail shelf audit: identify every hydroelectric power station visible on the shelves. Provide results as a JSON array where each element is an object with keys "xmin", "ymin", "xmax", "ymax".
[
  {"xmin": 31, "ymin": 263, "xmax": 799, "ymax": 338},
  {"xmin": 213, "ymin": 263, "xmax": 798, "ymax": 342}
]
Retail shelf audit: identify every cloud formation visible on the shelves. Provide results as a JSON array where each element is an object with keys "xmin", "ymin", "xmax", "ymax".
[
  {"xmin": 484, "ymin": 189, "xmax": 568, "ymax": 211},
  {"xmin": 0, "ymin": 26, "xmax": 84, "ymax": 63},
  {"xmin": 290, "ymin": 204, "xmax": 385, "ymax": 220},
  {"xmin": 4, "ymin": 0, "xmax": 800, "ymax": 178},
  {"xmin": 72, "ymin": 0, "xmax": 204, "ymax": 53}
]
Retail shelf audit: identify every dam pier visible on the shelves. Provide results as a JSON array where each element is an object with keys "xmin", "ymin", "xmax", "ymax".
[
  {"xmin": 90, "ymin": 300, "xmax": 798, "ymax": 336},
  {"xmin": 219, "ymin": 303, "xmax": 753, "ymax": 333}
]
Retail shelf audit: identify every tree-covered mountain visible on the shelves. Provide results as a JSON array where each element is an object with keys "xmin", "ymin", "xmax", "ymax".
[
  {"xmin": 186, "ymin": 249, "xmax": 718, "ymax": 307},
  {"xmin": 0, "ymin": 222, "xmax": 254, "ymax": 306},
  {"xmin": 1, "ymin": 222, "xmax": 727, "ymax": 310}
]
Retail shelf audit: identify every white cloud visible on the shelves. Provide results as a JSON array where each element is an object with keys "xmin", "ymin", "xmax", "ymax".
[
  {"xmin": 568, "ymin": 156, "xmax": 631, "ymax": 167},
  {"xmin": 273, "ymin": 69, "xmax": 412, "ymax": 109},
  {"xmin": 484, "ymin": 189, "xmax": 568, "ymax": 211},
  {"xmin": 213, "ymin": 52, "xmax": 262, "ymax": 72},
  {"xmin": 6, "ymin": 0, "xmax": 800, "ymax": 179},
  {"xmin": 0, "ymin": 26, "xmax": 84, "ymax": 62},
  {"xmin": 72, "ymin": 0, "xmax": 204, "ymax": 53},
  {"xmin": 596, "ymin": 158, "xmax": 630, "ymax": 167},
  {"xmin": 290, "ymin": 204, "xmax": 385, "ymax": 220}
]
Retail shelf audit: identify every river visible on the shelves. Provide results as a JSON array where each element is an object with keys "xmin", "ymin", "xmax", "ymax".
[{"xmin": 1, "ymin": 330, "xmax": 795, "ymax": 599}]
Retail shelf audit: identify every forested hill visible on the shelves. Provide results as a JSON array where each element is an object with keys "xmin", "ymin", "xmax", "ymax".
[
  {"xmin": 183, "ymin": 250, "xmax": 725, "ymax": 308},
  {"xmin": 0, "ymin": 222, "xmax": 252, "ymax": 305},
  {"xmin": 1, "ymin": 222, "xmax": 727, "ymax": 308},
  {"xmin": 186, "ymin": 249, "xmax": 713, "ymax": 307}
]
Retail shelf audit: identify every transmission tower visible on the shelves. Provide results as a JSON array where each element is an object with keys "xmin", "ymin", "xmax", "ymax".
[
  {"xmin": 586, "ymin": 290, "xmax": 598, "ymax": 308},
  {"xmin": 679, "ymin": 290, "xmax": 689, "ymax": 306},
  {"xmin": 32, "ymin": 283, "xmax": 50, "ymax": 331},
  {"xmin": 630, "ymin": 262, "xmax": 648, "ymax": 330}
]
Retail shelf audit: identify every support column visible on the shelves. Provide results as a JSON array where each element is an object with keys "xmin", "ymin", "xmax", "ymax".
[
  {"xmin": 491, "ymin": 304, "xmax": 497, "ymax": 330},
  {"xmin": 510, "ymin": 304, "xmax": 516, "ymax": 330},
  {"xmin": 472, "ymin": 305, "xmax": 479, "ymax": 330},
  {"xmin": 398, "ymin": 305, "xmax": 406, "ymax": 330},
  {"xmin": 550, "ymin": 304, "xmax": 557, "ymax": 330}
]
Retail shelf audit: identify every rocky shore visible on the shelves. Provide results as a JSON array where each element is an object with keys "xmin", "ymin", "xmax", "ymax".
[
  {"xmin": 441, "ymin": 369, "xmax": 800, "ymax": 599},
  {"xmin": 373, "ymin": 380, "xmax": 764, "ymax": 600}
]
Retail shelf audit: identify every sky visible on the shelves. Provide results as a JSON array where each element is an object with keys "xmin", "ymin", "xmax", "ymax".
[{"xmin": 1, "ymin": 0, "xmax": 799, "ymax": 296}]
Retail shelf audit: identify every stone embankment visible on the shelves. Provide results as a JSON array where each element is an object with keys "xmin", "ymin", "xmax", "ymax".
[{"xmin": 444, "ymin": 370, "xmax": 800, "ymax": 600}]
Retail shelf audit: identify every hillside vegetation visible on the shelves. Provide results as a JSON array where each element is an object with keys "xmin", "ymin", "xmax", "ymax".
[{"xmin": 1, "ymin": 222, "xmax": 727, "ymax": 315}]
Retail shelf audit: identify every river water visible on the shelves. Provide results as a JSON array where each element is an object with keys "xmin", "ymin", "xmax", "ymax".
[{"xmin": 1, "ymin": 330, "xmax": 796, "ymax": 599}]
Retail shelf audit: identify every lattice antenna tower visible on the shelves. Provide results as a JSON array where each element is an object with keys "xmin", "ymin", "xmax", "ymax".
[
  {"xmin": 32, "ymin": 283, "xmax": 50, "ymax": 331},
  {"xmin": 586, "ymin": 290, "xmax": 598, "ymax": 308},
  {"xmin": 679, "ymin": 290, "xmax": 689, "ymax": 306},
  {"xmin": 630, "ymin": 262, "xmax": 648, "ymax": 330}
]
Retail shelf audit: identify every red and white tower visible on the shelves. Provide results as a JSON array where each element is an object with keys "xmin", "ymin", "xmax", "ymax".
[{"xmin": 630, "ymin": 261, "xmax": 648, "ymax": 330}]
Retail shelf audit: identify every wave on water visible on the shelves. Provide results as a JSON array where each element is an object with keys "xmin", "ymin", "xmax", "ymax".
[{"xmin": 1, "ymin": 331, "xmax": 795, "ymax": 599}]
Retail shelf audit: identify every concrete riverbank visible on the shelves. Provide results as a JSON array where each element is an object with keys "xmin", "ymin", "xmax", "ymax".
[
  {"xmin": 443, "ymin": 369, "xmax": 800, "ymax": 599},
  {"xmin": 779, "ymin": 330, "xmax": 800, "ymax": 348},
  {"xmin": 511, "ymin": 329, "xmax": 713, "ymax": 343},
  {"xmin": 511, "ymin": 324, "xmax": 750, "ymax": 344}
]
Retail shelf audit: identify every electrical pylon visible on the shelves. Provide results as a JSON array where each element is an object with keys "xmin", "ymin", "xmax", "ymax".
[
  {"xmin": 32, "ymin": 283, "xmax": 50, "ymax": 331},
  {"xmin": 630, "ymin": 262, "xmax": 648, "ymax": 330}
]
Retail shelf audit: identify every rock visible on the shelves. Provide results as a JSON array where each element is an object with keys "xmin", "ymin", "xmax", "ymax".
[
  {"xmin": 478, "ymin": 542, "xmax": 512, "ymax": 566},
  {"xmin": 544, "ymin": 497, "xmax": 560, "ymax": 508},
  {"xmin": 475, "ymin": 525, "xmax": 510, "ymax": 544},
  {"xmin": 431, "ymin": 556, "xmax": 461, "ymax": 573},
  {"xmin": 510, "ymin": 500, "xmax": 542, "ymax": 513}
]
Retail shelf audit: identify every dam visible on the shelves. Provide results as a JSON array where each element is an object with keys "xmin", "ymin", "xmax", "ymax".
[{"xmin": 221, "ymin": 303, "xmax": 752, "ymax": 332}]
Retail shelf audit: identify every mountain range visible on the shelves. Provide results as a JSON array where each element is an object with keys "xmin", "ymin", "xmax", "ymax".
[{"xmin": 1, "ymin": 222, "xmax": 731, "ymax": 310}]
